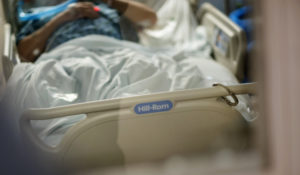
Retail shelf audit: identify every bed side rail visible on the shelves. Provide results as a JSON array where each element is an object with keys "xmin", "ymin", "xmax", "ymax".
[
  {"xmin": 197, "ymin": 3, "xmax": 247, "ymax": 80},
  {"xmin": 22, "ymin": 83, "xmax": 256, "ymax": 121},
  {"xmin": 20, "ymin": 83, "xmax": 256, "ymax": 169},
  {"xmin": 1, "ymin": 1, "xmax": 15, "ymax": 98}
]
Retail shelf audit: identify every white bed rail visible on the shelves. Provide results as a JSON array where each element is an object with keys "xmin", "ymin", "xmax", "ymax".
[
  {"xmin": 20, "ymin": 83, "xmax": 256, "ymax": 171},
  {"xmin": 197, "ymin": 3, "xmax": 247, "ymax": 80},
  {"xmin": 22, "ymin": 83, "xmax": 255, "ymax": 120}
]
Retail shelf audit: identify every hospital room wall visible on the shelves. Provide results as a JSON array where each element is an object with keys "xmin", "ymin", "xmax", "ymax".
[{"xmin": 255, "ymin": 0, "xmax": 300, "ymax": 175}]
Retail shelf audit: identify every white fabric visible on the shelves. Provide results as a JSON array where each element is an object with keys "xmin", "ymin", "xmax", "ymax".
[
  {"xmin": 138, "ymin": 0, "xmax": 200, "ymax": 52},
  {"xmin": 134, "ymin": 0, "xmax": 167, "ymax": 11},
  {"xmin": 4, "ymin": 35, "xmax": 255, "ymax": 147},
  {"xmin": 5, "ymin": 34, "xmax": 214, "ymax": 113}
]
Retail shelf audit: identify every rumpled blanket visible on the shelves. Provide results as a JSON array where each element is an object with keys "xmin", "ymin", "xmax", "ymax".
[{"xmin": 4, "ymin": 34, "xmax": 254, "ymax": 147}]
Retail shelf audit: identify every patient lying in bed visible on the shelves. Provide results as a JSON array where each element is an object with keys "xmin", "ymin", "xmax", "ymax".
[
  {"xmin": 17, "ymin": 0, "xmax": 157, "ymax": 62},
  {"xmin": 6, "ymin": 0, "xmax": 254, "ymax": 146}
]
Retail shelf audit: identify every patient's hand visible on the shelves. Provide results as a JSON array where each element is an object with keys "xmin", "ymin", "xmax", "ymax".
[
  {"xmin": 18, "ymin": 2, "xmax": 100, "ymax": 62},
  {"xmin": 60, "ymin": 2, "xmax": 100, "ymax": 22}
]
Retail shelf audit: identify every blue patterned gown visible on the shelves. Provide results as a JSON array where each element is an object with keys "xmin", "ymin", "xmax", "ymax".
[{"xmin": 17, "ymin": 2, "xmax": 122, "ymax": 52}]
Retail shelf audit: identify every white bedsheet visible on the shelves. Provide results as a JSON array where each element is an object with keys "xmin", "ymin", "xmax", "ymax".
[
  {"xmin": 4, "ymin": 35, "xmax": 255, "ymax": 147},
  {"xmin": 139, "ymin": 0, "xmax": 201, "ymax": 51}
]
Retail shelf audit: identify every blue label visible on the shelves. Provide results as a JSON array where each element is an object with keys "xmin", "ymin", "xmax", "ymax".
[{"xmin": 134, "ymin": 100, "xmax": 173, "ymax": 115}]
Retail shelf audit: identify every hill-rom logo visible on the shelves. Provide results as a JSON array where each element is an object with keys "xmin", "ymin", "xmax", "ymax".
[{"xmin": 134, "ymin": 100, "xmax": 173, "ymax": 115}]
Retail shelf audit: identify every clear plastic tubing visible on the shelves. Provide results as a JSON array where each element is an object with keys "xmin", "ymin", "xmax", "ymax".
[{"xmin": 18, "ymin": 0, "xmax": 78, "ymax": 22}]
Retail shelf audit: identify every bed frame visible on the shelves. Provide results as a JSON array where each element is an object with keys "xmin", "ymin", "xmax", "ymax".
[
  {"xmin": 21, "ymin": 83, "xmax": 256, "ymax": 172},
  {"xmin": 1, "ymin": 1, "xmax": 251, "ymax": 172}
]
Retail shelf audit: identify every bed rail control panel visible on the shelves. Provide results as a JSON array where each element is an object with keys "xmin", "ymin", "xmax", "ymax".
[
  {"xmin": 213, "ymin": 27, "xmax": 230, "ymax": 56},
  {"xmin": 134, "ymin": 100, "xmax": 173, "ymax": 115}
]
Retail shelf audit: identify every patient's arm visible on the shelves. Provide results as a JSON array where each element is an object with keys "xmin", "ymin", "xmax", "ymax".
[
  {"xmin": 18, "ymin": 2, "xmax": 99, "ymax": 62},
  {"xmin": 103, "ymin": 0, "xmax": 157, "ymax": 27}
]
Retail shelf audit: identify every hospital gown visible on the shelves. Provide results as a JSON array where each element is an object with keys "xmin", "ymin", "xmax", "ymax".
[{"xmin": 17, "ymin": 2, "xmax": 122, "ymax": 52}]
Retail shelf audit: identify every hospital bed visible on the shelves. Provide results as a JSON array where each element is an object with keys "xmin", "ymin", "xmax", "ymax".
[{"xmin": 0, "ymin": 0, "xmax": 255, "ymax": 173}]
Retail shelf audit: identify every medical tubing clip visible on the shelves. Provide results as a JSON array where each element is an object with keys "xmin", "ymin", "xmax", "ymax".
[{"xmin": 213, "ymin": 83, "xmax": 239, "ymax": 106}]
